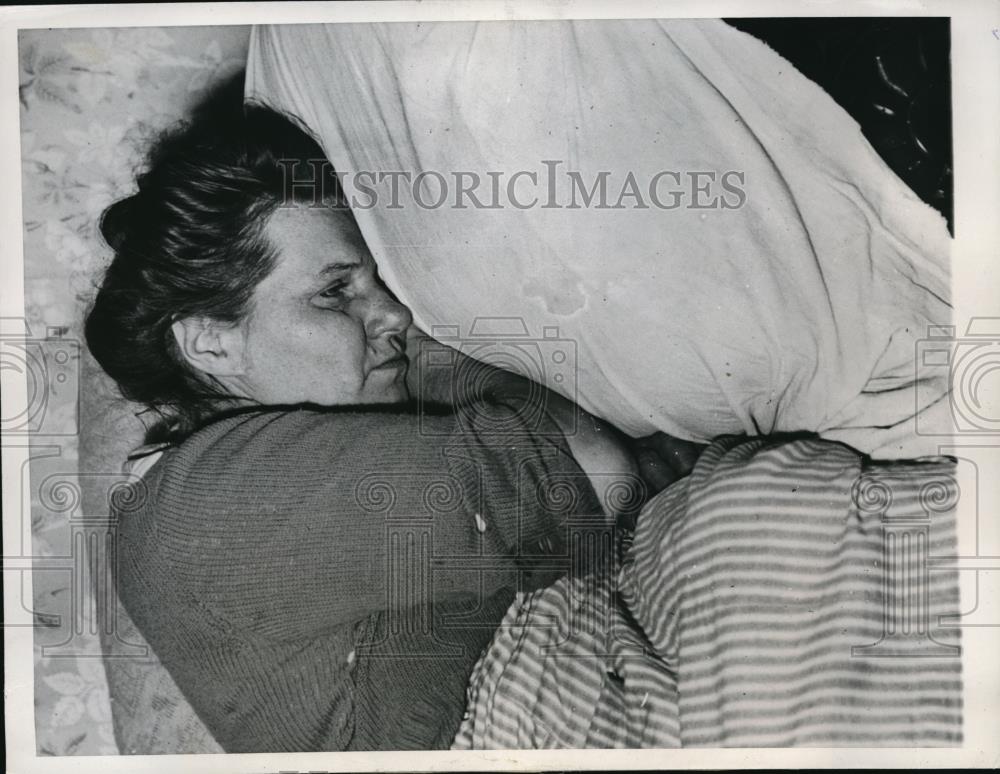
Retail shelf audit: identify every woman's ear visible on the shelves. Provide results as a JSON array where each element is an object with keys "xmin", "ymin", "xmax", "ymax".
[{"xmin": 170, "ymin": 317, "xmax": 246, "ymax": 379}]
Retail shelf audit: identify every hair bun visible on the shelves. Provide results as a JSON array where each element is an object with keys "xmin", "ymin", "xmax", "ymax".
[{"xmin": 99, "ymin": 195, "xmax": 138, "ymax": 252}]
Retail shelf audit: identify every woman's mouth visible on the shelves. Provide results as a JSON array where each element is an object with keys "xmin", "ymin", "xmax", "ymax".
[{"xmin": 372, "ymin": 355, "xmax": 408, "ymax": 372}]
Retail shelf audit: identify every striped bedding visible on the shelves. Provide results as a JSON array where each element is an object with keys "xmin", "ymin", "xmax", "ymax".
[{"xmin": 452, "ymin": 435, "xmax": 962, "ymax": 748}]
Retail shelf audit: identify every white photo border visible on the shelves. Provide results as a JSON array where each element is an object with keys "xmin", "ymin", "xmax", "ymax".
[{"xmin": 3, "ymin": 1, "xmax": 998, "ymax": 771}]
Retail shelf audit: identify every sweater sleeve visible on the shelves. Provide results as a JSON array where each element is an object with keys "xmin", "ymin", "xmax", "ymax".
[{"xmin": 148, "ymin": 402, "xmax": 604, "ymax": 642}]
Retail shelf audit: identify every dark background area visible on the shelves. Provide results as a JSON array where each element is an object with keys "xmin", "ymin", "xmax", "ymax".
[{"xmin": 726, "ymin": 17, "xmax": 953, "ymax": 234}]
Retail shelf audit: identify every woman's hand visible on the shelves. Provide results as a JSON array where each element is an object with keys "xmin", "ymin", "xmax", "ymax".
[{"xmin": 628, "ymin": 431, "xmax": 706, "ymax": 496}]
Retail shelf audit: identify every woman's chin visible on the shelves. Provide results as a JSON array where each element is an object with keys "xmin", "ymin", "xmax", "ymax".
[{"xmin": 362, "ymin": 376, "xmax": 410, "ymax": 405}]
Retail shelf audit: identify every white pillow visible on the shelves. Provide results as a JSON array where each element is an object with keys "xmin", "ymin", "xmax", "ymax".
[{"xmin": 246, "ymin": 19, "xmax": 952, "ymax": 458}]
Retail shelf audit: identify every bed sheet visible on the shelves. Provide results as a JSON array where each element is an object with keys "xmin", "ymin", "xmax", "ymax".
[{"xmin": 454, "ymin": 435, "xmax": 962, "ymax": 748}]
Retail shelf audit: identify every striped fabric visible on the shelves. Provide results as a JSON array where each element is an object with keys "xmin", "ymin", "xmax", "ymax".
[
  {"xmin": 452, "ymin": 567, "xmax": 682, "ymax": 749},
  {"xmin": 453, "ymin": 435, "xmax": 962, "ymax": 748}
]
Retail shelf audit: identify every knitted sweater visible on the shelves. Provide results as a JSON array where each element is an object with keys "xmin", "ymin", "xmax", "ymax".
[{"xmin": 113, "ymin": 401, "xmax": 605, "ymax": 752}]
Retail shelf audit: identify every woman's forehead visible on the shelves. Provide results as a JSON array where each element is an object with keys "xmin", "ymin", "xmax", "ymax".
[{"xmin": 264, "ymin": 205, "xmax": 368, "ymax": 278}]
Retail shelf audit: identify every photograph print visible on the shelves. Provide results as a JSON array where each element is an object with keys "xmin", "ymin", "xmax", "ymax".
[{"xmin": 7, "ymin": 3, "xmax": 990, "ymax": 765}]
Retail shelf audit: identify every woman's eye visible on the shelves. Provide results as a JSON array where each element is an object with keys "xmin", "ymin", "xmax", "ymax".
[{"xmin": 317, "ymin": 281, "xmax": 348, "ymax": 300}]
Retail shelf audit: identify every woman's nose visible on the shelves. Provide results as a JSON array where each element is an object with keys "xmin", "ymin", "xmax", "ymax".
[{"xmin": 363, "ymin": 285, "xmax": 413, "ymax": 340}]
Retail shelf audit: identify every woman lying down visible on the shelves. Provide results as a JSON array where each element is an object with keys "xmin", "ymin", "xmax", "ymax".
[{"xmin": 87, "ymin": 83, "xmax": 961, "ymax": 752}]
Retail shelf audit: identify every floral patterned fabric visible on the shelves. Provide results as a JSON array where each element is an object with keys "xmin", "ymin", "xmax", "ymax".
[{"xmin": 19, "ymin": 26, "xmax": 249, "ymax": 756}]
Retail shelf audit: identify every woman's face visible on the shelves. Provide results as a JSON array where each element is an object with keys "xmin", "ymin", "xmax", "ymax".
[{"xmin": 230, "ymin": 205, "xmax": 413, "ymax": 406}]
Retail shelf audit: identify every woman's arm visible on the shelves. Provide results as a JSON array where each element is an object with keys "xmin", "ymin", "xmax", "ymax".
[
  {"xmin": 405, "ymin": 325, "xmax": 696, "ymax": 515},
  {"xmin": 495, "ymin": 384, "xmax": 642, "ymax": 524}
]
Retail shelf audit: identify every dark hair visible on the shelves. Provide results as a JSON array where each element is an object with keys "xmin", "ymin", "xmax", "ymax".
[{"xmin": 85, "ymin": 72, "xmax": 343, "ymax": 439}]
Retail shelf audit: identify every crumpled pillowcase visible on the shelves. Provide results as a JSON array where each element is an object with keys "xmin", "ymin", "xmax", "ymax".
[{"xmin": 245, "ymin": 19, "xmax": 952, "ymax": 459}]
